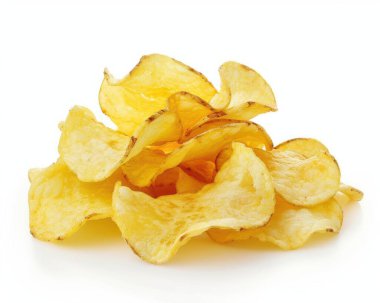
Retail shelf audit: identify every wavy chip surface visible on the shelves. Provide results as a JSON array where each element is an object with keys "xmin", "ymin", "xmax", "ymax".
[
  {"xmin": 209, "ymin": 184, "xmax": 362, "ymax": 248},
  {"xmin": 122, "ymin": 121, "xmax": 272, "ymax": 187},
  {"xmin": 28, "ymin": 160, "xmax": 122, "ymax": 241},
  {"xmin": 58, "ymin": 106, "xmax": 130, "ymax": 182},
  {"xmin": 112, "ymin": 143, "xmax": 275, "ymax": 264},
  {"xmin": 99, "ymin": 54, "xmax": 216, "ymax": 135},
  {"xmin": 210, "ymin": 61, "xmax": 277, "ymax": 111},
  {"xmin": 255, "ymin": 148, "xmax": 341, "ymax": 206}
]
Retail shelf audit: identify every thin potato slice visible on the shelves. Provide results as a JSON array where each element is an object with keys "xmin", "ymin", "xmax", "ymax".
[
  {"xmin": 334, "ymin": 183, "xmax": 363, "ymax": 208},
  {"xmin": 58, "ymin": 106, "xmax": 130, "ymax": 182},
  {"xmin": 208, "ymin": 195, "xmax": 342, "ymax": 248},
  {"xmin": 216, "ymin": 101, "xmax": 274, "ymax": 121},
  {"xmin": 208, "ymin": 183, "xmax": 362, "ymax": 248},
  {"xmin": 122, "ymin": 121, "xmax": 273, "ymax": 187},
  {"xmin": 112, "ymin": 143, "xmax": 275, "ymax": 264},
  {"xmin": 99, "ymin": 54, "xmax": 217, "ymax": 135},
  {"xmin": 126, "ymin": 110, "xmax": 181, "ymax": 161},
  {"xmin": 210, "ymin": 61, "xmax": 277, "ymax": 110},
  {"xmin": 28, "ymin": 159, "xmax": 122, "ymax": 241},
  {"xmin": 275, "ymin": 138, "xmax": 329, "ymax": 157},
  {"xmin": 183, "ymin": 119, "xmax": 272, "ymax": 145},
  {"xmin": 255, "ymin": 148, "xmax": 341, "ymax": 206},
  {"xmin": 168, "ymin": 92, "xmax": 219, "ymax": 138}
]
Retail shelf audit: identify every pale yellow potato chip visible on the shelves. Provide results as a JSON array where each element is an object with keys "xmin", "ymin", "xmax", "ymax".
[
  {"xmin": 255, "ymin": 148, "xmax": 341, "ymax": 206},
  {"xmin": 208, "ymin": 195, "xmax": 342, "ymax": 248},
  {"xmin": 208, "ymin": 183, "xmax": 362, "ymax": 248},
  {"xmin": 112, "ymin": 143, "xmax": 275, "ymax": 264},
  {"xmin": 28, "ymin": 159, "xmax": 123, "ymax": 241},
  {"xmin": 333, "ymin": 183, "xmax": 363, "ymax": 208},
  {"xmin": 99, "ymin": 54, "xmax": 217, "ymax": 135},
  {"xmin": 58, "ymin": 106, "xmax": 130, "ymax": 182},
  {"xmin": 122, "ymin": 121, "xmax": 273, "ymax": 187},
  {"xmin": 210, "ymin": 61, "xmax": 277, "ymax": 111}
]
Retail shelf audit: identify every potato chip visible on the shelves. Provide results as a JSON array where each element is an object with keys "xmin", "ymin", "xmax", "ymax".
[
  {"xmin": 28, "ymin": 159, "xmax": 122, "ymax": 241},
  {"xmin": 126, "ymin": 109, "xmax": 181, "ymax": 160},
  {"xmin": 167, "ymin": 92, "xmax": 219, "ymax": 138},
  {"xmin": 122, "ymin": 121, "xmax": 273, "ymax": 187},
  {"xmin": 99, "ymin": 54, "xmax": 217, "ymax": 135},
  {"xmin": 254, "ymin": 148, "xmax": 341, "ymax": 206},
  {"xmin": 58, "ymin": 106, "xmax": 130, "ymax": 182},
  {"xmin": 334, "ymin": 183, "xmax": 363, "ymax": 208},
  {"xmin": 183, "ymin": 119, "xmax": 272, "ymax": 145},
  {"xmin": 112, "ymin": 143, "xmax": 275, "ymax": 264},
  {"xmin": 275, "ymin": 138, "xmax": 329, "ymax": 157},
  {"xmin": 208, "ymin": 183, "xmax": 362, "ymax": 248},
  {"xmin": 210, "ymin": 61, "xmax": 277, "ymax": 111}
]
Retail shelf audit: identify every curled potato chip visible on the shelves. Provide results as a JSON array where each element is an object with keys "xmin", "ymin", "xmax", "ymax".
[
  {"xmin": 168, "ymin": 92, "xmax": 219, "ymax": 138},
  {"xmin": 208, "ymin": 183, "xmax": 362, "ymax": 248},
  {"xmin": 58, "ymin": 106, "xmax": 130, "ymax": 182},
  {"xmin": 112, "ymin": 143, "xmax": 275, "ymax": 264},
  {"xmin": 28, "ymin": 159, "xmax": 122, "ymax": 241},
  {"xmin": 99, "ymin": 54, "xmax": 217, "ymax": 135},
  {"xmin": 126, "ymin": 109, "xmax": 181, "ymax": 160},
  {"xmin": 183, "ymin": 119, "xmax": 272, "ymax": 145},
  {"xmin": 122, "ymin": 121, "xmax": 273, "ymax": 187},
  {"xmin": 255, "ymin": 148, "xmax": 341, "ymax": 206},
  {"xmin": 210, "ymin": 61, "xmax": 277, "ymax": 111},
  {"xmin": 334, "ymin": 183, "xmax": 363, "ymax": 208}
]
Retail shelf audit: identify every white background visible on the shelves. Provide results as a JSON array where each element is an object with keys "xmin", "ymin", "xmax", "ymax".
[{"xmin": 1, "ymin": 1, "xmax": 379, "ymax": 302}]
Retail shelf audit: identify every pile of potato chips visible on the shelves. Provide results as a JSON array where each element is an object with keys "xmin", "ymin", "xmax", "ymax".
[{"xmin": 28, "ymin": 54, "xmax": 362, "ymax": 264}]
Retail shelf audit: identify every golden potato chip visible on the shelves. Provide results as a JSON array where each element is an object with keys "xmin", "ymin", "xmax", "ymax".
[
  {"xmin": 175, "ymin": 169, "xmax": 206, "ymax": 194},
  {"xmin": 180, "ymin": 159, "xmax": 216, "ymax": 183},
  {"xmin": 126, "ymin": 109, "xmax": 181, "ymax": 160},
  {"xmin": 122, "ymin": 121, "xmax": 273, "ymax": 187},
  {"xmin": 255, "ymin": 148, "xmax": 341, "ymax": 206},
  {"xmin": 168, "ymin": 92, "xmax": 220, "ymax": 138},
  {"xmin": 99, "ymin": 54, "xmax": 217, "ymax": 135},
  {"xmin": 58, "ymin": 106, "xmax": 130, "ymax": 182},
  {"xmin": 210, "ymin": 61, "xmax": 277, "ymax": 111},
  {"xmin": 208, "ymin": 195, "xmax": 342, "ymax": 248},
  {"xmin": 183, "ymin": 119, "xmax": 272, "ymax": 146},
  {"xmin": 112, "ymin": 143, "xmax": 275, "ymax": 264},
  {"xmin": 28, "ymin": 159, "xmax": 122, "ymax": 241},
  {"xmin": 334, "ymin": 183, "xmax": 363, "ymax": 208},
  {"xmin": 275, "ymin": 138, "xmax": 329, "ymax": 157},
  {"xmin": 208, "ymin": 183, "xmax": 362, "ymax": 248}
]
